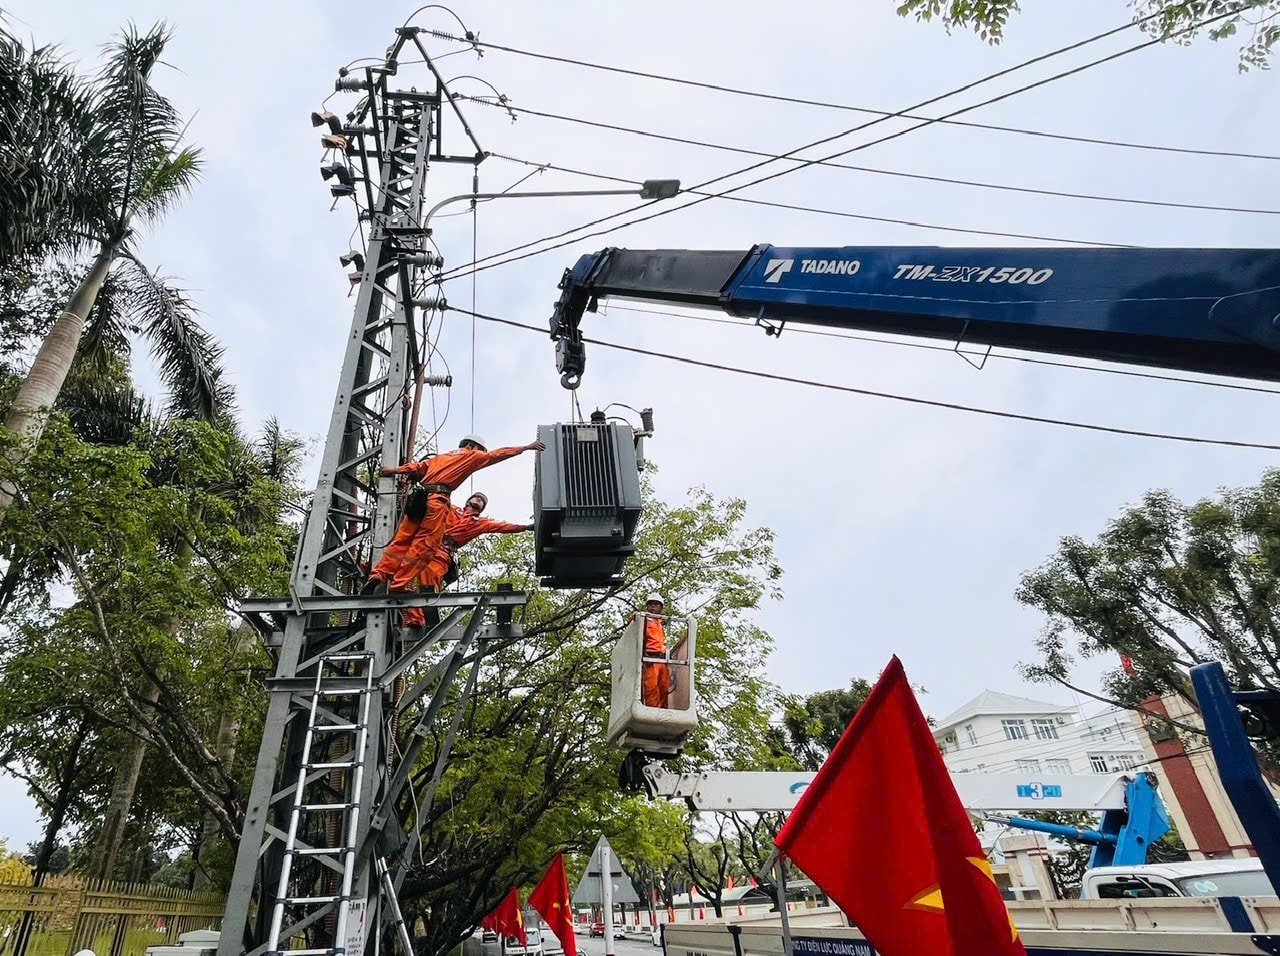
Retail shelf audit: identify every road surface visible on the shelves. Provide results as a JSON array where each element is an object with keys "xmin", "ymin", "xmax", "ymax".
[{"xmin": 572, "ymin": 931, "xmax": 659, "ymax": 956}]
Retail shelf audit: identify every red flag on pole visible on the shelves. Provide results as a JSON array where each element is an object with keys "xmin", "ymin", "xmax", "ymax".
[
  {"xmin": 774, "ymin": 656, "xmax": 1025, "ymax": 956},
  {"xmin": 484, "ymin": 886, "xmax": 526, "ymax": 947},
  {"xmin": 529, "ymin": 854, "xmax": 577, "ymax": 956},
  {"xmin": 1119, "ymin": 653, "xmax": 1135, "ymax": 674}
]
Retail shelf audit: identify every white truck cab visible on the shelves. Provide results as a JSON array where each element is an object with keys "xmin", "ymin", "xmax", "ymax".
[{"xmin": 1079, "ymin": 858, "xmax": 1274, "ymax": 900}]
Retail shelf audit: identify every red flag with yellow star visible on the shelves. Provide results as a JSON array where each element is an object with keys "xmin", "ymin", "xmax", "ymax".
[
  {"xmin": 528, "ymin": 853, "xmax": 577, "ymax": 956},
  {"xmin": 774, "ymin": 656, "xmax": 1025, "ymax": 956},
  {"xmin": 485, "ymin": 886, "xmax": 526, "ymax": 947}
]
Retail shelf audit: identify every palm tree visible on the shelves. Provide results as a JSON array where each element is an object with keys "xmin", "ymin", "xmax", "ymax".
[
  {"xmin": 0, "ymin": 23, "xmax": 227, "ymax": 516},
  {"xmin": 0, "ymin": 23, "xmax": 96, "ymax": 266}
]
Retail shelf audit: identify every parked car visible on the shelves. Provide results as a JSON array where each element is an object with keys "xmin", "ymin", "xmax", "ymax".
[
  {"xmin": 589, "ymin": 922, "xmax": 606, "ymax": 938},
  {"xmin": 1079, "ymin": 859, "xmax": 1275, "ymax": 900}
]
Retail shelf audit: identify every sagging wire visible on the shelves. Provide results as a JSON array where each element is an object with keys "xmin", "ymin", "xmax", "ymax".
[{"xmin": 448, "ymin": 304, "xmax": 1280, "ymax": 453}]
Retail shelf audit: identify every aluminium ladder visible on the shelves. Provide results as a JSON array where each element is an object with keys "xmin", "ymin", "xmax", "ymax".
[{"xmin": 266, "ymin": 651, "xmax": 376, "ymax": 956}]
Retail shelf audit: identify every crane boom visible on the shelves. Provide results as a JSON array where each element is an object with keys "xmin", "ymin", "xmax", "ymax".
[{"xmin": 549, "ymin": 245, "xmax": 1280, "ymax": 387}]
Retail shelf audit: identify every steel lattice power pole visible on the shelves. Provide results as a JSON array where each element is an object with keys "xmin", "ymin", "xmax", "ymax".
[{"xmin": 218, "ymin": 30, "xmax": 522, "ymax": 956}]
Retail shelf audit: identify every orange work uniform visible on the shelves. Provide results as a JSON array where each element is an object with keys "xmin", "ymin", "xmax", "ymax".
[
  {"xmin": 417, "ymin": 506, "xmax": 528, "ymax": 592},
  {"xmin": 640, "ymin": 615, "xmax": 669, "ymax": 709},
  {"xmin": 376, "ymin": 445, "xmax": 524, "ymax": 625}
]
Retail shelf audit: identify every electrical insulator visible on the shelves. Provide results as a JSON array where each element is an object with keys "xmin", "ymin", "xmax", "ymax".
[
  {"xmin": 400, "ymin": 251, "xmax": 443, "ymax": 269},
  {"xmin": 423, "ymin": 375, "xmax": 452, "ymax": 388},
  {"xmin": 590, "ymin": 409, "xmax": 607, "ymax": 425},
  {"xmin": 334, "ymin": 76, "xmax": 370, "ymax": 92},
  {"xmin": 640, "ymin": 408, "xmax": 654, "ymax": 434},
  {"xmin": 412, "ymin": 294, "xmax": 446, "ymax": 312}
]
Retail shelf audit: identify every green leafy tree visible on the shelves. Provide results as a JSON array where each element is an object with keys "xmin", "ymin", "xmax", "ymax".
[
  {"xmin": 1, "ymin": 23, "xmax": 225, "ymax": 519},
  {"xmin": 1017, "ymin": 470, "xmax": 1280, "ymax": 763},
  {"xmin": 390, "ymin": 482, "xmax": 783, "ymax": 956},
  {"xmin": 0, "ymin": 413, "xmax": 298, "ymax": 882},
  {"xmin": 894, "ymin": 0, "xmax": 1280, "ymax": 69},
  {"xmin": 780, "ymin": 680, "xmax": 873, "ymax": 771}
]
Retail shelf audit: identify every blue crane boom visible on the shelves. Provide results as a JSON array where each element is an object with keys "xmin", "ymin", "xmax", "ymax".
[{"xmin": 548, "ymin": 245, "xmax": 1280, "ymax": 388}]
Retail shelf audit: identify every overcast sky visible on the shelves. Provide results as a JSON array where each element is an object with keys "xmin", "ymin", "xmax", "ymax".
[{"xmin": 4, "ymin": 0, "xmax": 1279, "ymax": 850}]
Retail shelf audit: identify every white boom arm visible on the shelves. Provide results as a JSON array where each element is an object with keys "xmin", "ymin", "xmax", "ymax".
[{"xmin": 641, "ymin": 763, "xmax": 1131, "ymax": 812}]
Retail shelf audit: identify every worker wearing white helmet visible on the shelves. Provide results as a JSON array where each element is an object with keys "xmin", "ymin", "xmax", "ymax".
[
  {"xmin": 638, "ymin": 593, "xmax": 669, "ymax": 709},
  {"xmin": 366, "ymin": 433, "xmax": 544, "ymax": 627},
  {"xmin": 418, "ymin": 491, "xmax": 534, "ymax": 591}
]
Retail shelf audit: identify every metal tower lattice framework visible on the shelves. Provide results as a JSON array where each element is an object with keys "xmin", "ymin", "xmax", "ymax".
[{"xmin": 219, "ymin": 32, "xmax": 521, "ymax": 956}]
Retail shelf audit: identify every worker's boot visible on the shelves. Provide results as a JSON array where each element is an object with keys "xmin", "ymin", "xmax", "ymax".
[
  {"xmin": 361, "ymin": 576, "xmax": 388, "ymax": 596},
  {"xmin": 399, "ymin": 623, "xmax": 427, "ymax": 643}
]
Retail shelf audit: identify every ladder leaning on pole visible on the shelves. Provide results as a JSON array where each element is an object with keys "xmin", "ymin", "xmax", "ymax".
[{"xmin": 266, "ymin": 651, "xmax": 376, "ymax": 956}]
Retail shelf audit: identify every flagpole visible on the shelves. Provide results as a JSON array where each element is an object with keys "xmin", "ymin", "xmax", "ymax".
[
  {"xmin": 601, "ymin": 840, "xmax": 616, "ymax": 956},
  {"xmin": 770, "ymin": 852, "xmax": 793, "ymax": 956}
]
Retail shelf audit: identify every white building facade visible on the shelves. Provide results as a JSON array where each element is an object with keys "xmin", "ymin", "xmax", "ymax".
[{"xmin": 932, "ymin": 690, "xmax": 1145, "ymax": 779}]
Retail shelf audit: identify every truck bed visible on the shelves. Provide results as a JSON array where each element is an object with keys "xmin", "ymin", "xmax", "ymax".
[{"xmin": 660, "ymin": 899, "xmax": 1280, "ymax": 955}]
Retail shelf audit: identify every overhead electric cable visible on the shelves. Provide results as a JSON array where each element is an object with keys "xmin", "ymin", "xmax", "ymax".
[
  {"xmin": 441, "ymin": 9, "xmax": 1238, "ymax": 282},
  {"xmin": 462, "ymin": 96, "xmax": 1280, "ymax": 218},
  {"xmin": 489, "ymin": 152, "xmax": 1121, "ymax": 246},
  {"xmin": 446, "ymin": 305, "xmax": 1280, "ymax": 453},
  {"xmin": 600, "ymin": 303, "xmax": 1280, "ymax": 397},
  {"xmin": 427, "ymin": 27, "xmax": 1280, "ymax": 162}
]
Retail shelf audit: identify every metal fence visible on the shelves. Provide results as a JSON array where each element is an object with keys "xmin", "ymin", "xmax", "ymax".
[{"xmin": 0, "ymin": 876, "xmax": 224, "ymax": 956}]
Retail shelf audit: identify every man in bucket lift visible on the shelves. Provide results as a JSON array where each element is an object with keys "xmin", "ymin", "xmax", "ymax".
[
  {"xmin": 399, "ymin": 491, "xmax": 532, "ymax": 626},
  {"xmin": 363, "ymin": 434, "xmax": 542, "ymax": 616},
  {"xmin": 639, "ymin": 594, "xmax": 670, "ymax": 709}
]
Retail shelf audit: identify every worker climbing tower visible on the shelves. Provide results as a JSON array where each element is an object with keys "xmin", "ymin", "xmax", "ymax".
[{"xmin": 217, "ymin": 28, "xmax": 526, "ymax": 956}]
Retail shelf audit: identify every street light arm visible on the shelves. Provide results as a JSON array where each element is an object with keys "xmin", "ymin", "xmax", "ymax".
[{"xmin": 423, "ymin": 180, "xmax": 680, "ymax": 232}]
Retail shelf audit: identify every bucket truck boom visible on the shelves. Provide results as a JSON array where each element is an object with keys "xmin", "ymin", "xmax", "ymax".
[{"xmin": 548, "ymin": 245, "xmax": 1280, "ymax": 388}]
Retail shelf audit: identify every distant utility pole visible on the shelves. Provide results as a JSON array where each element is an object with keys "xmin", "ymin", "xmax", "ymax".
[{"xmin": 217, "ymin": 27, "xmax": 523, "ymax": 956}]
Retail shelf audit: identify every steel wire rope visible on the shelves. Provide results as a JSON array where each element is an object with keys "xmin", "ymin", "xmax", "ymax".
[
  {"xmin": 425, "ymin": 27, "xmax": 1280, "ymax": 162},
  {"xmin": 445, "ymin": 305, "xmax": 1280, "ymax": 452},
  {"xmin": 458, "ymin": 95, "xmax": 1280, "ymax": 218},
  {"xmin": 595, "ymin": 302, "xmax": 1280, "ymax": 397},
  {"xmin": 438, "ymin": 10, "xmax": 1224, "ymax": 282}
]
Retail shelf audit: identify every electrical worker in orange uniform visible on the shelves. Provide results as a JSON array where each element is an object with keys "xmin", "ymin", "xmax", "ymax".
[
  {"xmin": 639, "ymin": 594, "xmax": 670, "ymax": 709},
  {"xmin": 365, "ymin": 434, "xmax": 542, "ymax": 621},
  {"xmin": 418, "ymin": 491, "xmax": 533, "ymax": 596}
]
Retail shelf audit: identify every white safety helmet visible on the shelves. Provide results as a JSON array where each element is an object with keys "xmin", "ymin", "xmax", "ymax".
[
  {"xmin": 468, "ymin": 491, "xmax": 489, "ymax": 509},
  {"xmin": 459, "ymin": 434, "xmax": 487, "ymax": 451},
  {"xmin": 645, "ymin": 593, "xmax": 663, "ymax": 607}
]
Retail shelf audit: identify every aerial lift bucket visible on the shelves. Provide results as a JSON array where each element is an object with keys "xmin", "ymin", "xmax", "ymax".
[{"xmin": 606, "ymin": 613, "xmax": 698, "ymax": 756}]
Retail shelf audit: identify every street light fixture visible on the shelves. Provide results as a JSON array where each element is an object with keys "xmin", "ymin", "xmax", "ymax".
[
  {"xmin": 320, "ymin": 163, "xmax": 355, "ymax": 186},
  {"xmin": 310, "ymin": 110, "xmax": 344, "ymax": 135}
]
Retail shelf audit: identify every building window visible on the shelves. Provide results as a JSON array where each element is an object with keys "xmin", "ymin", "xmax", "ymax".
[
  {"xmin": 1001, "ymin": 719, "xmax": 1028, "ymax": 741},
  {"xmin": 1031, "ymin": 718, "xmax": 1059, "ymax": 741},
  {"xmin": 1015, "ymin": 759, "xmax": 1041, "ymax": 774},
  {"xmin": 1112, "ymin": 754, "xmax": 1137, "ymax": 771},
  {"xmin": 965, "ymin": 724, "xmax": 977, "ymax": 747},
  {"xmin": 1089, "ymin": 754, "xmax": 1109, "ymax": 774}
]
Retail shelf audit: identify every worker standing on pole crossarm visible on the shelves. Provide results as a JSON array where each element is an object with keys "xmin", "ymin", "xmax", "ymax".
[
  {"xmin": 364, "ymin": 434, "xmax": 541, "ymax": 607},
  {"xmin": 638, "ymin": 594, "xmax": 669, "ymax": 709},
  {"xmin": 400, "ymin": 492, "xmax": 533, "ymax": 626}
]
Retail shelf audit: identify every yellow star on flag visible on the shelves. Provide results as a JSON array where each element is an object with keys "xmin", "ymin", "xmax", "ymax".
[{"xmin": 904, "ymin": 857, "xmax": 1018, "ymax": 940}]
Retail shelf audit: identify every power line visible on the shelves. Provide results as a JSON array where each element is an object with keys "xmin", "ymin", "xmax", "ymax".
[
  {"xmin": 483, "ymin": 152, "xmax": 1122, "ymax": 247},
  {"xmin": 442, "ymin": 11, "xmax": 1232, "ymax": 283},
  {"xmin": 427, "ymin": 29, "xmax": 1280, "ymax": 163},
  {"xmin": 446, "ymin": 305, "xmax": 1280, "ymax": 453},
  {"xmin": 462, "ymin": 95, "xmax": 1280, "ymax": 218},
  {"xmin": 598, "ymin": 303, "xmax": 1280, "ymax": 398}
]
